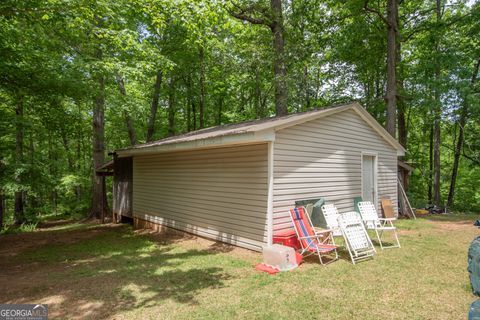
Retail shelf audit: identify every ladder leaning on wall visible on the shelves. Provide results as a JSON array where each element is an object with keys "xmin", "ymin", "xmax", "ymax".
[{"xmin": 397, "ymin": 178, "xmax": 416, "ymax": 219}]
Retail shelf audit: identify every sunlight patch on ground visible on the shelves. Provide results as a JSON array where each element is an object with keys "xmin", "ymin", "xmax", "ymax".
[{"xmin": 0, "ymin": 216, "xmax": 478, "ymax": 319}]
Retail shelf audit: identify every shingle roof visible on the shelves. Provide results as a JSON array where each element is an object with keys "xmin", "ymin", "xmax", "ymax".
[{"xmin": 116, "ymin": 102, "xmax": 405, "ymax": 156}]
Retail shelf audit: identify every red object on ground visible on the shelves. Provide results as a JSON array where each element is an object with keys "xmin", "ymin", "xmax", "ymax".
[
  {"xmin": 255, "ymin": 252, "xmax": 303, "ymax": 274},
  {"xmin": 272, "ymin": 230, "xmax": 301, "ymax": 250},
  {"xmin": 295, "ymin": 252, "xmax": 303, "ymax": 265},
  {"xmin": 255, "ymin": 263, "xmax": 280, "ymax": 274}
]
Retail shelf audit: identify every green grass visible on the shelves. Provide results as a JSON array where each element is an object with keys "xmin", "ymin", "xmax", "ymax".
[{"xmin": 1, "ymin": 215, "xmax": 479, "ymax": 319}]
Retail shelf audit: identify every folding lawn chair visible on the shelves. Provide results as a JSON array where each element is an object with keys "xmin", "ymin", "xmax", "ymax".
[
  {"xmin": 289, "ymin": 207, "xmax": 338, "ymax": 265},
  {"xmin": 337, "ymin": 211, "xmax": 376, "ymax": 264},
  {"xmin": 357, "ymin": 201, "xmax": 401, "ymax": 250},
  {"xmin": 320, "ymin": 204, "xmax": 342, "ymax": 236}
]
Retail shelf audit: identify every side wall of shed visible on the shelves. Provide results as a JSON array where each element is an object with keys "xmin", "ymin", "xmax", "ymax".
[
  {"xmin": 132, "ymin": 143, "xmax": 268, "ymax": 251},
  {"xmin": 272, "ymin": 109, "xmax": 398, "ymax": 233}
]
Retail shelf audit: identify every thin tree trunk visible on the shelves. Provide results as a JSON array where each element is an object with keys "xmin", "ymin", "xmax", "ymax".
[
  {"xmin": 90, "ymin": 63, "xmax": 108, "ymax": 219},
  {"xmin": 216, "ymin": 96, "xmax": 223, "ymax": 125},
  {"xmin": 0, "ymin": 192, "xmax": 4, "ymax": 230},
  {"xmin": 167, "ymin": 76, "xmax": 176, "ymax": 136},
  {"xmin": 60, "ymin": 127, "xmax": 74, "ymax": 172},
  {"xmin": 28, "ymin": 111, "xmax": 37, "ymax": 210},
  {"xmin": 75, "ymin": 101, "xmax": 82, "ymax": 202},
  {"xmin": 270, "ymin": 0, "xmax": 288, "ymax": 116},
  {"xmin": 187, "ymin": 91, "xmax": 191, "ymax": 132},
  {"xmin": 14, "ymin": 95, "xmax": 24, "ymax": 225},
  {"xmin": 116, "ymin": 75, "xmax": 137, "ymax": 145},
  {"xmin": 146, "ymin": 70, "xmax": 162, "ymax": 142},
  {"xmin": 428, "ymin": 126, "xmax": 433, "ymax": 204},
  {"xmin": 433, "ymin": 0, "xmax": 443, "ymax": 206},
  {"xmin": 447, "ymin": 58, "xmax": 480, "ymax": 207},
  {"xmin": 396, "ymin": 4, "xmax": 407, "ymax": 149},
  {"xmin": 385, "ymin": 0, "xmax": 398, "ymax": 137},
  {"xmin": 303, "ymin": 65, "xmax": 310, "ymax": 111},
  {"xmin": 186, "ymin": 74, "xmax": 196, "ymax": 130},
  {"xmin": 192, "ymin": 101, "xmax": 197, "ymax": 130},
  {"xmin": 47, "ymin": 133, "xmax": 57, "ymax": 210},
  {"xmin": 254, "ymin": 67, "xmax": 263, "ymax": 118},
  {"xmin": 199, "ymin": 47, "xmax": 206, "ymax": 128},
  {"xmin": 433, "ymin": 113, "xmax": 441, "ymax": 206}
]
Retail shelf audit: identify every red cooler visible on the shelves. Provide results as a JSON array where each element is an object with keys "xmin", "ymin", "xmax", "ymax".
[{"xmin": 273, "ymin": 230, "xmax": 301, "ymax": 250}]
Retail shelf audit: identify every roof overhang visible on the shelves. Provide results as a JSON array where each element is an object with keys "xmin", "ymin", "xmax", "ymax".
[
  {"xmin": 95, "ymin": 160, "xmax": 114, "ymax": 176},
  {"xmin": 116, "ymin": 130, "xmax": 275, "ymax": 157},
  {"xmin": 115, "ymin": 102, "xmax": 406, "ymax": 158}
]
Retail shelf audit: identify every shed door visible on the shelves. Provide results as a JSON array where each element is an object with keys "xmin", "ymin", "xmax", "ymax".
[{"xmin": 362, "ymin": 155, "xmax": 376, "ymax": 204}]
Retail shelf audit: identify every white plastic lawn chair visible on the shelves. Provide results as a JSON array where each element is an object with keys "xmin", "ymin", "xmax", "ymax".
[
  {"xmin": 357, "ymin": 201, "xmax": 401, "ymax": 250},
  {"xmin": 320, "ymin": 204, "xmax": 342, "ymax": 236},
  {"xmin": 337, "ymin": 211, "xmax": 376, "ymax": 264}
]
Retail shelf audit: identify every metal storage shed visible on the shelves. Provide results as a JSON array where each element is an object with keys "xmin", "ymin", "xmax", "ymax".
[{"xmin": 113, "ymin": 102, "xmax": 405, "ymax": 251}]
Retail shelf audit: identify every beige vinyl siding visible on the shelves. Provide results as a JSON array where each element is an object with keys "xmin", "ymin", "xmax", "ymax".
[
  {"xmin": 273, "ymin": 109, "xmax": 398, "ymax": 232},
  {"xmin": 132, "ymin": 143, "xmax": 268, "ymax": 251}
]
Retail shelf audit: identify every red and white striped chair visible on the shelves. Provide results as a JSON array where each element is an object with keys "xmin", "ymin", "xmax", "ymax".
[{"xmin": 289, "ymin": 207, "xmax": 338, "ymax": 265}]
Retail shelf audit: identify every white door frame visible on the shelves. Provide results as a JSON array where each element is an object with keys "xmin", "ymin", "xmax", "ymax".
[
  {"xmin": 361, "ymin": 152, "xmax": 378, "ymax": 210},
  {"xmin": 267, "ymin": 141, "xmax": 274, "ymax": 246}
]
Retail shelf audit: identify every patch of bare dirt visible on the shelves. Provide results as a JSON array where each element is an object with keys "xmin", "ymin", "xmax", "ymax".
[
  {"xmin": 137, "ymin": 226, "xmax": 259, "ymax": 261},
  {"xmin": 432, "ymin": 219, "xmax": 475, "ymax": 232},
  {"xmin": 397, "ymin": 229, "xmax": 416, "ymax": 235},
  {"xmin": 0, "ymin": 223, "xmax": 122, "ymax": 259}
]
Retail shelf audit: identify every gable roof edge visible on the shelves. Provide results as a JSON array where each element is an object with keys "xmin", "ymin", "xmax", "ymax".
[
  {"xmin": 350, "ymin": 102, "xmax": 406, "ymax": 156},
  {"xmin": 269, "ymin": 102, "xmax": 405, "ymax": 156}
]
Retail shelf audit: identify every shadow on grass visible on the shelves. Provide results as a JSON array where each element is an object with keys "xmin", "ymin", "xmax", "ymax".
[{"xmin": 0, "ymin": 223, "xmax": 235, "ymax": 318}]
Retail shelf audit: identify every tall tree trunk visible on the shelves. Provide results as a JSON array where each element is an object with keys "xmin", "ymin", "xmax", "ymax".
[
  {"xmin": 146, "ymin": 70, "xmax": 162, "ymax": 142},
  {"xmin": 116, "ymin": 75, "xmax": 137, "ymax": 145},
  {"xmin": 447, "ymin": 58, "xmax": 480, "ymax": 207},
  {"xmin": 75, "ymin": 100, "xmax": 83, "ymax": 202},
  {"xmin": 90, "ymin": 67, "xmax": 108, "ymax": 219},
  {"xmin": 254, "ymin": 67, "xmax": 263, "ymax": 118},
  {"xmin": 428, "ymin": 126, "xmax": 433, "ymax": 204},
  {"xmin": 0, "ymin": 192, "xmax": 4, "ymax": 230},
  {"xmin": 186, "ymin": 74, "xmax": 196, "ymax": 131},
  {"xmin": 60, "ymin": 126, "xmax": 74, "ymax": 172},
  {"xmin": 14, "ymin": 95, "xmax": 24, "ymax": 225},
  {"xmin": 199, "ymin": 46, "xmax": 206, "ymax": 128},
  {"xmin": 385, "ymin": 0, "xmax": 398, "ymax": 137},
  {"xmin": 167, "ymin": 76, "xmax": 176, "ymax": 136},
  {"xmin": 230, "ymin": 1, "xmax": 288, "ymax": 116},
  {"xmin": 433, "ymin": 112, "xmax": 441, "ymax": 206},
  {"xmin": 187, "ymin": 95, "xmax": 192, "ymax": 132},
  {"xmin": 28, "ymin": 111, "xmax": 37, "ymax": 210},
  {"xmin": 303, "ymin": 65, "xmax": 310, "ymax": 111},
  {"xmin": 270, "ymin": 0, "xmax": 288, "ymax": 116},
  {"xmin": 395, "ymin": 3, "xmax": 407, "ymax": 149},
  {"xmin": 47, "ymin": 133, "xmax": 57, "ymax": 210},
  {"xmin": 433, "ymin": 0, "xmax": 443, "ymax": 206},
  {"xmin": 216, "ymin": 96, "xmax": 223, "ymax": 125}
]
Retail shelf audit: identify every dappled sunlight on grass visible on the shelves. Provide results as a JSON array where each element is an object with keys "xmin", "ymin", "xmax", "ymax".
[{"xmin": 0, "ymin": 216, "xmax": 478, "ymax": 319}]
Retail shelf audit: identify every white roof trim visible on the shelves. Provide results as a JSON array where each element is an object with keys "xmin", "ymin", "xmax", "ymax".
[{"xmin": 117, "ymin": 130, "xmax": 275, "ymax": 157}]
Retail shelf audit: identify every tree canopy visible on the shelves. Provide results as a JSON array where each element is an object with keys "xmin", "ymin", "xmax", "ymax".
[{"xmin": 0, "ymin": 0, "xmax": 479, "ymax": 227}]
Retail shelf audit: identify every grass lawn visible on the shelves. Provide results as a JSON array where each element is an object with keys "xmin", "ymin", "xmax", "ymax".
[{"xmin": 0, "ymin": 215, "xmax": 478, "ymax": 319}]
